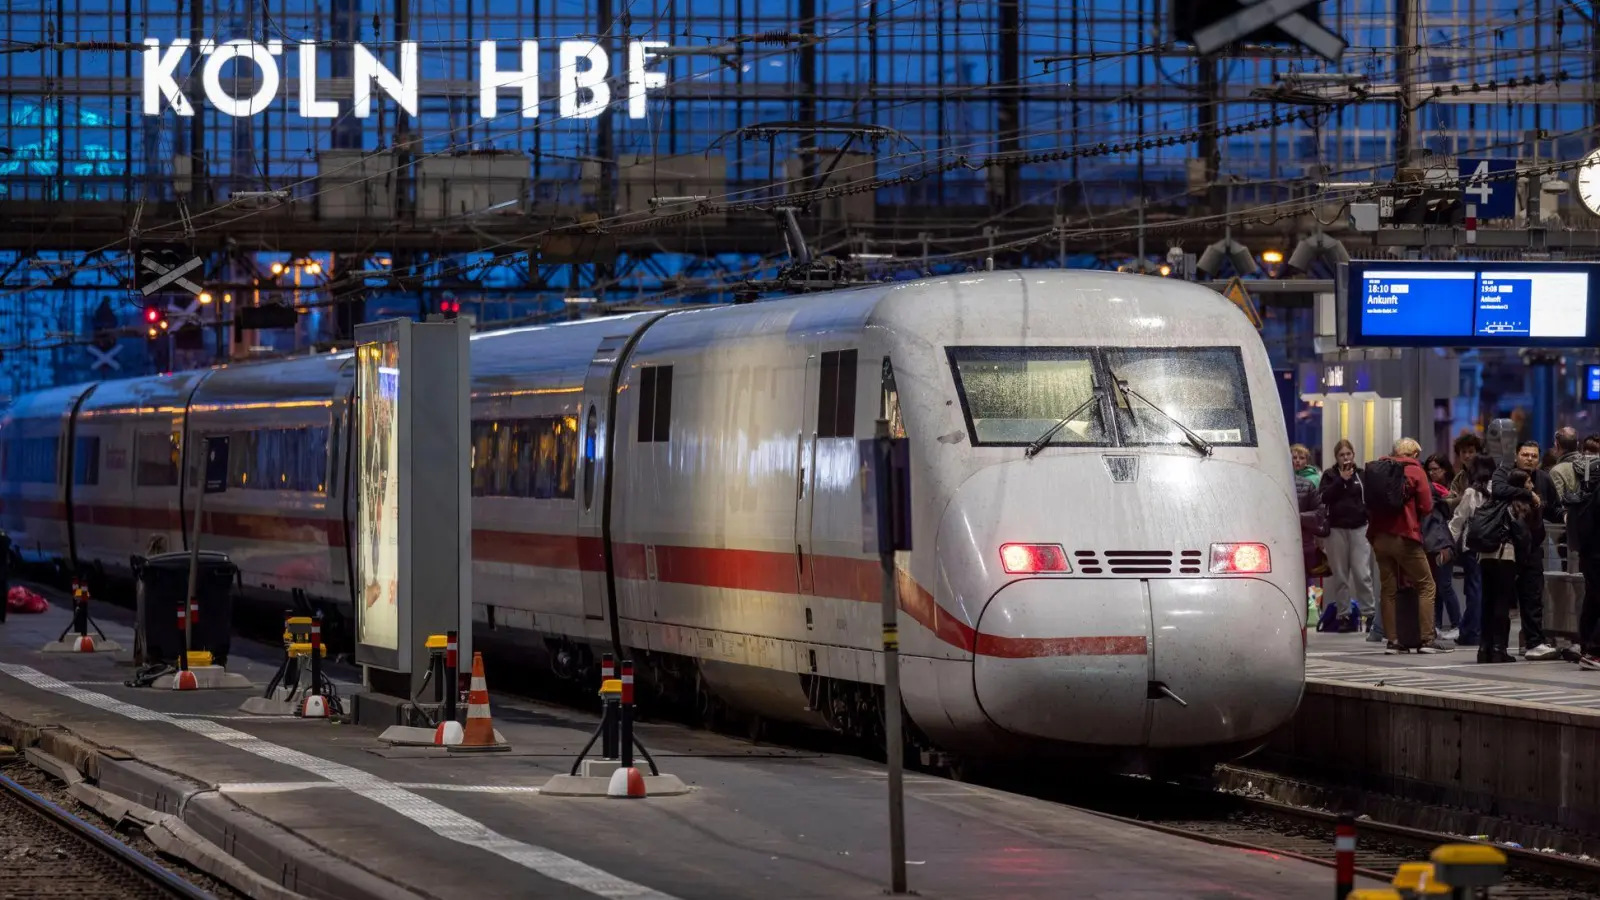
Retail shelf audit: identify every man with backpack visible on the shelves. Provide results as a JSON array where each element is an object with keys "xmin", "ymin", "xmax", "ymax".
[
  {"xmin": 1490, "ymin": 440, "xmax": 1563, "ymax": 661},
  {"xmin": 1548, "ymin": 428, "xmax": 1600, "ymax": 670},
  {"xmin": 1364, "ymin": 437, "xmax": 1453, "ymax": 653}
]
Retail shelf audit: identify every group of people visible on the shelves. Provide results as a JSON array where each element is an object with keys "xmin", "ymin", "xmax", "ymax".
[{"xmin": 1293, "ymin": 428, "xmax": 1600, "ymax": 669}]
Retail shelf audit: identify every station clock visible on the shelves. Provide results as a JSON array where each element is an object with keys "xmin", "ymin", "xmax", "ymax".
[{"xmin": 1577, "ymin": 147, "xmax": 1600, "ymax": 215}]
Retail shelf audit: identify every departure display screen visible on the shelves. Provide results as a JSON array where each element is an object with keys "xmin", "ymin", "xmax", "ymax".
[
  {"xmin": 1587, "ymin": 366, "xmax": 1600, "ymax": 403},
  {"xmin": 356, "ymin": 340, "xmax": 401, "ymax": 652},
  {"xmin": 1344, "ymin": 262, "xmax": 1600, "ymax": 347}
]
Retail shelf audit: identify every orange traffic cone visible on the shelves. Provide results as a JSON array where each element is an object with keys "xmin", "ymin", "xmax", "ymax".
[{"xmin": 450, "ymin": 653, "xmax": 508, "ymax": 752}]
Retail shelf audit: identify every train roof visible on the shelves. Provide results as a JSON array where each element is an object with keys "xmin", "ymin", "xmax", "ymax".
[{"xmin": 3, "ymin": 271, "xmax": 1258, "ymax": 416}]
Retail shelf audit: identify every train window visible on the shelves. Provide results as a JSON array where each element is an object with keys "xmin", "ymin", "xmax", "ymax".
[
  {"xmin": 9, "ymin": 436, "xmax": 61, "ymax": 483},
  {"xmin": 470, "ymin": 417, "xmax": 577, "ymax": 499},
  {"xmin": 1102, "ymin": 347, "xmax": 1257, "ymax": 447},
  {"xmin": 636, "ymin": 365, "xmax": 673, "ymax": 443},
  {"xmin": 134, "ymin": 432, "xmax": 180, "ymax": 486},
  {"xmin": 881, "ymin": 357, "xmax": 906, "ymax": 439},
  {"xmin": 947, "ymin": 347, "xmax": 1107, "ymax": 447},
  {"xmin": 226, "ymin": 427, "xmax": 330, "ymax": 492},
  {"xmin": 817, "ymin": 349, "xmax": 859, "ymax": 438},
  {"xmin": 72, "ymin": 436, "xmax": 100, "ymax": 486},
  {"xmin": 583, "ymin": 406, "xmax": 598, "ymax": 509}
]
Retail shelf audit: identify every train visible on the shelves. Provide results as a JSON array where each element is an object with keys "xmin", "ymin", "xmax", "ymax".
[{"xmin": 0, "ymin": 271, "xmax": 1306, "ymax": 773}]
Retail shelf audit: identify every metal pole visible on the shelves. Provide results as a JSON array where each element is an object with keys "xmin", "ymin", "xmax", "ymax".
[
  {"xmin": 876, "ymin": 417, "xmax": 907, "ymax": 895},
  {"xmin": 184, "ymin": 459, "xmax": 206, "ymax": 663}
]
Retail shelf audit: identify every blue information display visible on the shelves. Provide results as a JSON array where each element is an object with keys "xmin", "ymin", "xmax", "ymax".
[
  {"xmin": 1587, "ymin": 366, "xmax": 1600, "ymax": 403},
  {"xmin": 1342, "ymin": 261, "xmax": 1599, "ymax": 348}
]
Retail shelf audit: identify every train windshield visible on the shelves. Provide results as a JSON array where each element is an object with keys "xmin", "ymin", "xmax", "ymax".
[
  {"xmin": 1103, "ymin": 347, "xmax": 1256, "ymax": 448},
  {"xmin": 949, "ymin": 348, "xmax": 1108, "ymax": 446},
  {"xmin": 947, "ymin": 346, "xmax": 1256, "ymax": 448}
]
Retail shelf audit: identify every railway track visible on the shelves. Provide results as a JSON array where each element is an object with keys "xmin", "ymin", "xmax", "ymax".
[
  {"xmin": 0, "ymin": 770, "xmax": 218, "ymax": 900},
  {"xmin": 1045, "ymin": 777, "xmax": 1600, "ymax": 900}
]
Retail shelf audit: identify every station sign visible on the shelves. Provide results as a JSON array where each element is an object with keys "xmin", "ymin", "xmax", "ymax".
[
  {"xmin": 1458, "ymin": 158, "xmax": 1517, "ymax": 220},
  {"xmin": 141, "ymin": 39, "xmax": 670, "ymax": 120},
  {"xmin": 1337, "ymin": 260, "xmax": 1600, "ymax": 348}
]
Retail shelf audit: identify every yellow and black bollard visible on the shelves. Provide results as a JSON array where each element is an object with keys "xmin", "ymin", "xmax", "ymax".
[{"xmin": 1429, "ymin": 844, "xmax": 1507, "ymax": 899}]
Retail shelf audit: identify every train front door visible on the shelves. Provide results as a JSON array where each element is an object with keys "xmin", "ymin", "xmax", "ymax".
[
  {"xmin": 578, "ymin": 335, "xmax": 630, "ymax": 635},
  {"xmin": 794, "ymin": 350, "xmax": 820, "ymax": 594}
]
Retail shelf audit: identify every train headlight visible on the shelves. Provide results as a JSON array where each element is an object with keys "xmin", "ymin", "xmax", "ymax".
[
  {"xmin": 999, "ymin": 543, "xmax": 1071, "ymax": 574},
  {"xmin": 1209, "ymin": 542, "xmax": 1271, "ymax": 574}
]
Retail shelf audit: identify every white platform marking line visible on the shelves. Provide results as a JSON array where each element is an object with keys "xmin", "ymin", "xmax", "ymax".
[
  {"xmin": 218, "ymin": 782, "xmax": 543, "ymax": 795},
  {"xmin": 0, "ymin": 663, "xmax": 677, "ymax": 900}
]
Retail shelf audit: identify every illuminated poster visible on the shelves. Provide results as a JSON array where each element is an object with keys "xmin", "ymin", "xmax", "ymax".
[{"xmin": 356, "ymin": 341, "xmax": 401, "ymax": 651}]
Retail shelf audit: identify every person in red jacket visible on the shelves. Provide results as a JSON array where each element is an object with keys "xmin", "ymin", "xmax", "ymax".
[{"xmin": 1368, "ymin": 437, "xmax": 1453, "ymax": 653}]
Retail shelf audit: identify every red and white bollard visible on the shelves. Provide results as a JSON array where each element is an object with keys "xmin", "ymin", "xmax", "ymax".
[
  {"xmin": 171, "ymin": 604, "xmax": 198, "ymax": 690},
  {"xmin": 1334, "ymin": 812, "xmax": 1356, "ymax": 899},
  {"xmin": 606, "ymin": 659, "xmax": 646, "ymax": 798}
]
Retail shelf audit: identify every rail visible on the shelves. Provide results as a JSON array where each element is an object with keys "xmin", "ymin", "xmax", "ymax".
[{"xmin": 0, "ymin": 770, "xmax": 218, "ymax": 900}]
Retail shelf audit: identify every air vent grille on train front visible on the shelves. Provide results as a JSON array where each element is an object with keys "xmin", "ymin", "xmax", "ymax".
[{"xmin": 1072, "ymin": 549, "xmax": 1204, "ymax": 576}]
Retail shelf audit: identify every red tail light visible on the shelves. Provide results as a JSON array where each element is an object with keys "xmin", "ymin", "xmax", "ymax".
[
  {"xmin": 1210, "ymin": 542, "xmax": 1271, "ymax": 574},
  {"xmin": 999, "ymin": 543, "xmax": 1070, "ymax": 574}
]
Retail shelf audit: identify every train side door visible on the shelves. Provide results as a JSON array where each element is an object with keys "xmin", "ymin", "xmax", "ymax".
[
  {"xmin": 578, "ymin": 336, "xmax": 630, "ymax": 627},
  {"xmin": 793, "ymin": 351, "xmax": 820, "ymax": 593},
  {"xmin": 329, "ymin": 363, "xmax": 356, "ymax": 603}
]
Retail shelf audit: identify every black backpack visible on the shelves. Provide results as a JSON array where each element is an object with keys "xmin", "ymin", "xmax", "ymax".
[
  {"xmin": 1567, "ymin": 457, "xmax": 1600, "ymax": 551},
  {"xmin": 1362, "ymin": 458, "xmax": 1410, "ymax": 515},
  {"xmin": 1465, "ymin": 497, "xmax": 1512, "ymax": 553}
]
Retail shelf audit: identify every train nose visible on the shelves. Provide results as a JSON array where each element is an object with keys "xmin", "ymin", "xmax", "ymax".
[
  {"xmin": 971, "ymin": 576, "xmax": 1304, "ymax": 749},
  {"xmin": 942, "ymin": 454, "xmax": 1306, "ymax": 751}
]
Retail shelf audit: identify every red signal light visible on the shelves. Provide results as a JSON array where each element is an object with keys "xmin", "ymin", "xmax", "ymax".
[
  {"xmin": 1209, "ymin": 542, "xmax": 1271, "ymax": 574},
  {"xmin": 999, "ymin": 543, "xmax": 1071, "ymax": 575},
  {"xmin": 145, "ymin": 306, "xmax": 161, "ymax": 323}
]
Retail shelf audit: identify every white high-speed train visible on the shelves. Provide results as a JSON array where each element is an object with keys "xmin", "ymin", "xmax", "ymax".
[{"xmin": 0, "ymin": 271, "xmax": 1305, "ymax": 770}]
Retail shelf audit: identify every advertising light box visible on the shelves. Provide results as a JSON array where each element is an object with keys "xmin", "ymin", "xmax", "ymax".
[
  {"xmin": 352, "ymin": 318, "xmax": 470, "ymax": 694},
  {"xmin": 1339, "ymin": 261, "xmax": 1600, "ymax": 348}
]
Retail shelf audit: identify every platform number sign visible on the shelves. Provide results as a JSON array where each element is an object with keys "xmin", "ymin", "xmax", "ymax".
[
  {"xmin": 1458, "ymin": 159, "xmax": 1517, "ymax": 220},
  {"xmin": 203, "ymin": 436, "xmax": 230, "ymax": 494}
]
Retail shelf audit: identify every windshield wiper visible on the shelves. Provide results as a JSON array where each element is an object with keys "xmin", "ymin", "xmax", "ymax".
[
  {"xmin": 1107, "ymin": 368, "xmax": 1213, "ymax": 458},
  {"xmin": 1024, "ymin": 391, "xmax": 1103, "ymax": 459}
]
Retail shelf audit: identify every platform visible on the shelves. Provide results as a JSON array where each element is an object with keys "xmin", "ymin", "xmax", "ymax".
[
  {"xmin": 0, "ymin": 592, "xmax": 1375, "ymax": 900},
  {"xmin": 1267, "ymin": 629, "xmax": 1600, "ymax": 836}
]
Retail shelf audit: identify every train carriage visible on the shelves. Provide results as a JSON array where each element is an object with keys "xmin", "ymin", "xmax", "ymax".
[{"xmin": 1, "ymin": 271, "xmax": 1306, "ymax": 770}]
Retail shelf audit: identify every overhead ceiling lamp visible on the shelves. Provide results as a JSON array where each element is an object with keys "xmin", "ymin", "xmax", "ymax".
[
  {"xmin": 1287, "ymin": 231, "xmax": 1351, "ymax": 273},
  {"xmin": 1195, "ymin": 239, "xmax": 1258, "ymax": 279}
]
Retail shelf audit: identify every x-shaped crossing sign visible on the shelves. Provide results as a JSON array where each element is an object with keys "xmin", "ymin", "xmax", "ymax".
[
  {"xmin": 1192, "ymin": 0, "xmax": 1347, "ymax": 63},
  {"xmin": 88, "ymin": 344, "xmax": 122, "ymax": 372},
  {"xmin": 140, "ymin": 253, "xmax": 205, "ymax": 297}
]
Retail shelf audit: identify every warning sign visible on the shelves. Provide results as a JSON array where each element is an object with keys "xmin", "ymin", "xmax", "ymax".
[{"xmin": 1222, "ymin": 277, "xmax": 1262, "ymax": 329}]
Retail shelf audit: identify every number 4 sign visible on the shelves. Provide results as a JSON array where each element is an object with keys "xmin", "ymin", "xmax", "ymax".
[{"xmin": 1458, "ymin": 158, "xmax": 1516, "ymax": 220}]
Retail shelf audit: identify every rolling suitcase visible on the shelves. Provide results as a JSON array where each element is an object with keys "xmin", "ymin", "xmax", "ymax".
[{"xmin": 1393, "ymin": 579, "xmax": 1423, "ymax": 650}]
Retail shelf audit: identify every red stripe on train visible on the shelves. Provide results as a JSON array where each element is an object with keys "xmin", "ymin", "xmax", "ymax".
[{"xmin": 7, "ymin": 503, "xmax": 1145, "ymax": 659}]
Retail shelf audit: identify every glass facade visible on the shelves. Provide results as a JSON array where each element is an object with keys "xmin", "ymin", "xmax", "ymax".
[{"xmin": 0, "ymin": 0, "xmax": 1595, "ymax": 396}]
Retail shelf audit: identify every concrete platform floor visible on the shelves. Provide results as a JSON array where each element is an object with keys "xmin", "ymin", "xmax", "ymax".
[
  {"xmin": 0, "ymin": 595, "xmax": 1382, "ymax": 900},
  {"xmin": 1308, "ymin": 629, "xmax": 1600, "ymax": 713}
]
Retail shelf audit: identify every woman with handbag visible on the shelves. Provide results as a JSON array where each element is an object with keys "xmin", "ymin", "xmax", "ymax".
[{"xmin": 1320, "ymin": 439, "xmax": 1373, "ymax": 634}]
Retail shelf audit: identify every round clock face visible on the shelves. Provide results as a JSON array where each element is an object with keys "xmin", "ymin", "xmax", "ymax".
[{"xmin": 1579, "ymin": 148, "xmax": 1600, "ymax": 215}]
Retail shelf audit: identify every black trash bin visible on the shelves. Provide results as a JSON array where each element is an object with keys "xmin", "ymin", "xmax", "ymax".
[
  {"xmin": 0, "ymin": 531, "xmax": 10, "ymax": 624},
  {"xmin": 135, "ymin": 551, "xmax": 237, "ymax": 665}
]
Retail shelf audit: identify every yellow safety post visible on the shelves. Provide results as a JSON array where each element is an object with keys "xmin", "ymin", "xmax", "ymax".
[
  {"xmin": 1392, "ymin": 861, "xmax": 1449, "ymax": 898},
  {"xmin": 1430, "ymin": 843, "xmax": 1507, "ymax": 897}
]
